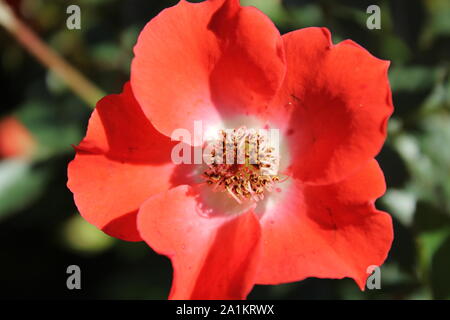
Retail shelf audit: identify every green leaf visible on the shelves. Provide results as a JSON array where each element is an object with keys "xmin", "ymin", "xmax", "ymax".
[
  {"xmin": 0, "ymin": 159, "xmax": 49, "ymax": 221},
  {"xmin": 430, "ymin": 235, "xmax": 450, "ymax": 299},
  {"xmin": 241, "ymin": 0, "xmax": 287, "ymax": 26},
  {"xmin": 16, "ymin": 100, "xmax": 85, "ymax": 159},
  {"xmin": 389, "ymin": 66, "xmax": 437, "ymax": 92},
  {"xmin": 63, "ymin": 214, "xmax": 115, "ymax": 254},
  {"xmin": 414, "ymin": 201, "xmax": 450, "ymax": 298}
]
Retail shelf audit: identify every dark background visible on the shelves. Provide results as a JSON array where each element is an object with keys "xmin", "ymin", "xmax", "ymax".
[{"xmin": 0, "ymin": 0, "xmax": 449, "ymax": 299}]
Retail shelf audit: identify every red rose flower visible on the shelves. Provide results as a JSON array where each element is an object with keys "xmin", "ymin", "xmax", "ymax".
[{"xmin": 68, "ymin": 0, "xmax": 394, "ymax": 299}]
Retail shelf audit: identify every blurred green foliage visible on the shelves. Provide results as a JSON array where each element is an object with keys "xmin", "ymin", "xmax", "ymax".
[{"xmin": 0, "ymin": 0, "xmax": 449, "ymax": 299}]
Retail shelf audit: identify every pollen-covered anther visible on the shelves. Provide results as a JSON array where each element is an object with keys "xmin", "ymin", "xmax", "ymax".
[{"xmin": 203, "ymin": 127, "xmax": 284, "ymax": 204}]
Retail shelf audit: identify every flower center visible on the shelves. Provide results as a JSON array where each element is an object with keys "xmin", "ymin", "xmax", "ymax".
[{"xmin": 202, "ymin": 127, "xmax": 284, "ymax": 204}]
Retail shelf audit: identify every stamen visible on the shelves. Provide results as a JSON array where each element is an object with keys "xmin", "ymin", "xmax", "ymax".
[{"xmin": 203, "ymin": 127, "xmax": 285, "ymax": 204}]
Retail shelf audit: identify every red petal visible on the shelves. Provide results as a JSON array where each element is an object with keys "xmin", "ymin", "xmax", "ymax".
[
  {"xmin": 131, "ymin": 0, "xmax": 285, "ymax": 139},
  {"xmin": 273, "ymin": 27, "xmax": 393, "ymax": 184},
  {"xmin": 67, "ymin": 83, "xmax": 177, "ymax": 241},
  {"xmin": 257, "ymin": 160, "xmax": 393, "ymax": 290},
  {"xmin": 137, "ymin": 185, "xmax": 262, "ymax": 299}
]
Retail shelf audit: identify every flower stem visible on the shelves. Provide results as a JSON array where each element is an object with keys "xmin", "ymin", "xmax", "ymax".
[{"xmin": 0, "ymin": 0, "xmax": 104, "ymax": 108}]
